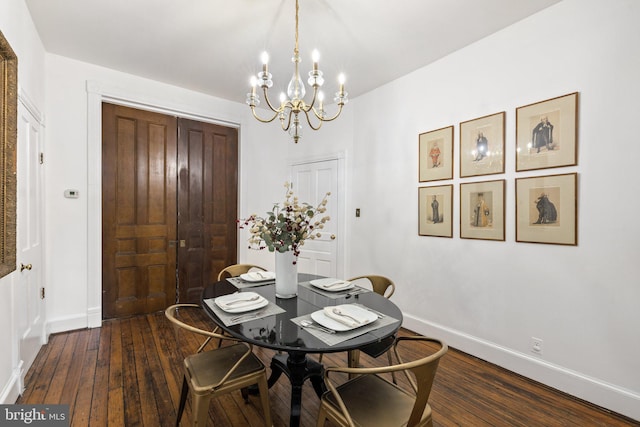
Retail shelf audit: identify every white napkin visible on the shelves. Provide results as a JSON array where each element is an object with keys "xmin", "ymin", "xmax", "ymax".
[
  {"xmin": 323, "ymin": 305, "xmax": 368, "ymax": 328},
  {"xmin": 216, "ymin": 293, "xmax": 264, "ymax": 310},
  {"xmin": 319, "ymin": 280, "xmax": 349, "ymax": 289},
  {"xmin": 244, "ymin": 271, "xmax": 275, "ymax": 281}
]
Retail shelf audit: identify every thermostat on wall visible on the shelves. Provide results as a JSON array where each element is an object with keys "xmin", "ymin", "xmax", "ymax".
[{"xmin": 64, "ymin": 189, "xmax": 79, "ymax": 199}]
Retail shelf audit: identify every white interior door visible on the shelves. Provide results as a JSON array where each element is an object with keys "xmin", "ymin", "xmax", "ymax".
[
  {"xmin": 16, "ymin": 99, "xmax": 46, "ymax": 386},
  {"xmin": 291, "ymin": 159, "xmax": 341, "ymax": 278}
]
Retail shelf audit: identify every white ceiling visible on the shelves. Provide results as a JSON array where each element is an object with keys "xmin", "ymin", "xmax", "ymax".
[{"xmin": 25, "ymin": 0, "xmax": 561, "ymax": 103}]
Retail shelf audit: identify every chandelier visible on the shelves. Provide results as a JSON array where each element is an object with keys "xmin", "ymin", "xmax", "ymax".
[{"xmin": 246, "ymin": 0, "xmax": 348, "ymax": 143}]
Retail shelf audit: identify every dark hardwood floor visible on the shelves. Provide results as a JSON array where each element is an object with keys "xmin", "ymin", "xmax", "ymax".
[{"xmin": 17, "ymin": 310, "xmax": 638, "ymax": 426}]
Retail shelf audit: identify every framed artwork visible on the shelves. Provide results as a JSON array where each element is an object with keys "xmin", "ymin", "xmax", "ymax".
[
  {"xmin": 419, "ymin": 126, "xmax": 453, "ymax": 182},
  {"xmin": 460, "ymin": 180, "xmax": 505, "ymax": 241},
  {"xmin": 0, "ymin": 30, "xmax": 17, "ymax": 278},
  {"xmin": 459, "ymin": 112, "xmax": 505, "ymax": 178},
  {"xmin": 516, "ymin": 173, "xmax": 577, "ymax": 246},
  {"xmin": 516, "ymin": 92, "xmax": 578, "ymax": 171},
  {"xmin": 418, "ymin": 185, "xmax": 453, "ymax": 238}
]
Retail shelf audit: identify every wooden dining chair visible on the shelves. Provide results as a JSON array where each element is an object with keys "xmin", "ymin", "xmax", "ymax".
[
  {"xmin": 165, "ymin": 304, "xmax": 273, "ymax": 427},
  {"xmin": 316, "ymin": 336, "xmax": 447, "ymax": 427},
  {"xmin": 349, "ymin": 274, "xmax": 395, "ymax": 299},
  {"xmin": 217, "ymin": 263, "xmax": 267, "ymax": 281}
]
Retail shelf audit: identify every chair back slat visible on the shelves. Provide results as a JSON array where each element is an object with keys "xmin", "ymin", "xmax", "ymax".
[
  {"xmin": 217, "ymin": 264, "xmax": 267, "ymax": 281},
  {"xmin": 321, "ymin": 335, "xmax": 447, "ymax": 427},
  {"xmin": 348, "ymin": 274, "xmax": 395, "ymax": 298}
]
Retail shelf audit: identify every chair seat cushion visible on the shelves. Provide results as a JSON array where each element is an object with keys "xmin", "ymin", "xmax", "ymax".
[
  {"xmin": 324, "ymin": 374, "xmax": 431, "ymax": 426},
  {"xmin": 185, "ymin": 343, "xmax": 264, "ymax": 391}
]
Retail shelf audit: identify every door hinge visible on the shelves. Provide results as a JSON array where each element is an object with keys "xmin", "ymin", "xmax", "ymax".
[
  {"xmin": 40, "ymin": 152, "xmax": 44, "ymax": 164},
  {"xmin": 40, "ymin": 287, "xmax": 45, "ymax": 299}
]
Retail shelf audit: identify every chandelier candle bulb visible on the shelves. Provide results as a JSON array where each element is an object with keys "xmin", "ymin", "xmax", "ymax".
[
  {"xmin": 312, "ymin": 49, "xmax": 319, "ymax": 71},
  {"xmin": 261, "ymin": 51, "xmax": 269, "ymax": 73}
]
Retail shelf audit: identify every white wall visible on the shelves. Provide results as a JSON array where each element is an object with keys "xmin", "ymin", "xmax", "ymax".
[
  {"xmin": 341, "ymin": 0, "xmax": 638, "ymax": 420},
  {"xmin": 0, "ymin": 0, "xmax": 46, "ymax": 405}
]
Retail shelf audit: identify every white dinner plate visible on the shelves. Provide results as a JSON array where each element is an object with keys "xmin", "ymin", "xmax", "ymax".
[
  {"xmin": 214, "ymin": 292, "xmax": 269, "ymax": 313},
  {"xmin": 240, "ymin": 271, "xmax": 276, "ymax": 282},
  {"xmin": 310, "ymin": 305, "xmax": 378, "ymax": 331},
  {"xmin": 309, "ymin": 278, "xmax": 354, "ymax": 292}
]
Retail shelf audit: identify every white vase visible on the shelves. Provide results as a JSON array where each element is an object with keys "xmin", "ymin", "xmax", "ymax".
[{"xmin": 275, "ymin": 250, "xmax": 298, "ymax": 298}]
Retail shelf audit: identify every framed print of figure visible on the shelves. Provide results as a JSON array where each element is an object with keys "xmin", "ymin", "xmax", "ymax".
[
  {"xmin": 516, "ymin": 173, "xmax": 577, "ymax": 245},
  {"xmin": 419, "ymin": 126, "xmax": 453, "ymax": 182},
  {"xmin": 418, "ymin": 185, "xmax": 453, "ymax": 238},
  {"xmin": 459, "ymin": 112, "xmax": 505, "ymax": 178},
  {"xmin": 516, "ymin": 92, "xmax": 578, "ymax": 171},
  {"xmin": 460, "ymin": 180, "xmax": 505, "ymax": 241}
]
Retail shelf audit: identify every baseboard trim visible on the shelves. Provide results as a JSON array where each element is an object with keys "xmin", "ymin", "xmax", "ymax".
[
  {"xmin": 0, "ymin": 363, "xmax": 22, "ymax": 404},
  {"xmin": 87, "ymin": 306, "xmax": 102, "ymax": 328},
  {"xmin": 47, "ymin": 314, "xmax": 89, "ymax": 335},
  {"xmin": 403, "ymin": 315, "xmax": 640, "ymax": 422}
]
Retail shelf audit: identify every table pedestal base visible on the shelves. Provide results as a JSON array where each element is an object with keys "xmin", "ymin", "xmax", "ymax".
[{"xmin": 268, "ymin": 352, "xmax": 326, "ymax": 427}]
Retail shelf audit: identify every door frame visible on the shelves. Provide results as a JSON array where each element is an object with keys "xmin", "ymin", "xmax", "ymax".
[
  {"xmin": 86, "ymin": 81, "xmax": 240, "ymax": 327},
  {"xmin": 288, "ymin": 152, "xmax": 346, "ymax": 280}
]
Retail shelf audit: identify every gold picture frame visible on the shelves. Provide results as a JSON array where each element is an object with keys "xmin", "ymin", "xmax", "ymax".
[
  {"xmin": 516, "ymin": 173, "xmax": 577, "ymax": 246},
  {"xmin": 418, "ymin": 185, "xmax": 453, "ymax": 238},
  {"xmin": 516, "ymin": 92, "xmax": 578, "ymax": 171},
  {"xmin": 419, "ymin": 125, "xmax": 453, "ymax": 182},
  {"xmin": 460, "ymin": 180, "xmax": 505, "ymax": 241},
  {"xmin": 459, "ymin": 112, "xmax": 505, "ymax": 178},
  {"xmin": 0, "ymin": 30, "xmax": 17, "ymax": 278}
]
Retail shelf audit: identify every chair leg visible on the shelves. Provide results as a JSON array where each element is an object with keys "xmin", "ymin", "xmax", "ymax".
[
  {"xmin": 388, "ymin": 350, "xmax": 397, "ymax": 384},
  {"xmin": 256, "ymin": 375, "xmax": 273, "ymax": 427},
  {"xmin": 192, "ymin": 392, "xmax": 212, "ymax": 427},
  {"xmin": 176, "ymin": 376, "xmax": 189, "ymax": 427},
  {"xmin": 348, "ymin": 349, "xmax": 360, "ymax": 379},
  {"xmin": 315, "ymin": 405, "xmax": 327, "ymax": 427}
]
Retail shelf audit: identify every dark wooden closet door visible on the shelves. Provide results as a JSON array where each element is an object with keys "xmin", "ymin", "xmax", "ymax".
[
  {"xmin": 102, "ymin": 103, "xmax": 178, "ymax": 318},
  {"xmin": 177, "ymin": 119, "xmax": 238, "ymax": 302}
]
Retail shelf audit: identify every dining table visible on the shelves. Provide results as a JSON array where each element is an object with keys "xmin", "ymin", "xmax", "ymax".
[{"xmin": 200, "ymin": 272, "xmax": 403, "ymax": 427}]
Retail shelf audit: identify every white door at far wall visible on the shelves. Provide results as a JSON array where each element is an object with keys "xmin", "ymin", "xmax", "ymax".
[
  {"xmin": 291, "ymin": 159, "xmax": 340, "ymax": 278},
  {"xmin": 16, "ymin": 99, "xmax": 46, "ymax": 388}
]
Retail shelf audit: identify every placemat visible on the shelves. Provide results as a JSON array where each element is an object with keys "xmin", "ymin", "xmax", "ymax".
[
  {"xmin": 204, "ymin": 297, "xmax": 285, "ymax": 326},
  {"xmin": 290, "ymin": 305, "xmax": 400, "ymax": 346},
  {"xmin": 298, "ymin": 281, "xmax": 370, "ymax": 300},
  {"xmin": 226, "ymin": 277, "xmax": 275, "ymax": 289}
]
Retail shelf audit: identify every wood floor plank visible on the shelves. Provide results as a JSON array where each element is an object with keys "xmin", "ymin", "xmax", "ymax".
[
  {"xmin": 43, "ymin": 330, "xmax": 78, "ymax": 403},
  {"xmin": 106, "ymin": 319, "xmax": 124, "ymax": 427},
  {"xmin": 22, "ymin": 333, "xmax": 68, "ymax": 404},
  {"xmin": 59, "ymin": 330, "xmax": 89, "ymax": 416},
  {"xmin": 15, "ymin": 314, "xmax": 639, "ymax": 427},
  {"xmin": 120, "ymin": 318, "xmax": 143, "ymax": 426},
  {"xmin": 71, "ymin": 346, "xmax": 98, "ymax": 426}
]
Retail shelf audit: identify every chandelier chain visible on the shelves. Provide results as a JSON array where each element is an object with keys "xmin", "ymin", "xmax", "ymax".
[{"xmin": 294, "ymin": 0, "xmax": 299, "ymax": 56}]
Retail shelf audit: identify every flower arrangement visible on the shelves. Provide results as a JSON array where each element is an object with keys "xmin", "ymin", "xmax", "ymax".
[{"xmin": 239, "ymin": 182, "xmax": 330, "ymax": 262}]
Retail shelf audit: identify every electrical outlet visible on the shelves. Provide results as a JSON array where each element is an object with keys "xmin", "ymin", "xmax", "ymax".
[{"xmin": 531, "ymin": 337, "xmax": 543, "ymax": 355}]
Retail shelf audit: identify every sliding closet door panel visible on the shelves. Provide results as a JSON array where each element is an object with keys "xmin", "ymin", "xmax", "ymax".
[
  {"xmin": 102, "ymin": 103, "xmax": 178, "ymax": 318},
  {"xmin": 177, "ymin": 119, "xmax": 238, "ymax": 302}
]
